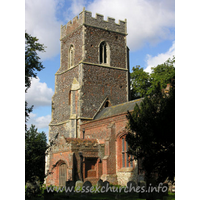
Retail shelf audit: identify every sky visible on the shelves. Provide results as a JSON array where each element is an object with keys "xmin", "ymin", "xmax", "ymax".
[
  {"xmin": 2, "ymin": 1, "xmax": 200, "ymax": 196},
  {"xmin": 25, "ymin": 0, "xmax": 175, "ymax": 140}
]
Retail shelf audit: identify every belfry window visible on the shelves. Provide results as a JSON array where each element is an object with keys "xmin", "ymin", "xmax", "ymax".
[
  {"xmin": 99, "ymin": 41, "xmax": 109, "ymax": 64},
  {"xmin": 69, "ymin": 45, "xmax": 74, "ymax": 68}
]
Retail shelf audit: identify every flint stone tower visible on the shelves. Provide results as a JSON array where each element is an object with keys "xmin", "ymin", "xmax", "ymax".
[{"xmin": 49, "ymin": 8, "xmax": 130, "ymax": 142}]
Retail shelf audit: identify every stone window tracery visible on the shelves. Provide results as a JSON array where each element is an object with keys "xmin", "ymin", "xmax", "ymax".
[{"xmin": 99, "ymin": 41, "xmax": 110, "ymax": 64}]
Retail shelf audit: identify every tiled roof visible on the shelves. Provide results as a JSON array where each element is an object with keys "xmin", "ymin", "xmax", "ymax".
[{"xmin": 94, "ymin": 98, "xmax": 143, "ymax": 120}]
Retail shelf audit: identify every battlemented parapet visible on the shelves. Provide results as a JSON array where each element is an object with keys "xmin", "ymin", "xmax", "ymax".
[
  {"xmin": 60, "ymin": 11, "xmax": 84, "ymax": 40},
  {"xmin": 60, "ymin": 8, "xmax": 127, "ymax": 40},
  {"xmin": 84, "ymin": 11, "xmax": 127, "ymax": 35}
]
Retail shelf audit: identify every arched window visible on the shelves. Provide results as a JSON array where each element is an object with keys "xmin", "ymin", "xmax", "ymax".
[
  {"xmin": 69, "ymin": 45, "xmax": 74, "ymax": 68},
  {"xmin": 99, "ymin": 41, "xmax": 110, "ymax": 64},
  {"xmin": 121, "ymin": 135, "xmax": 134, "ymax": 168}
]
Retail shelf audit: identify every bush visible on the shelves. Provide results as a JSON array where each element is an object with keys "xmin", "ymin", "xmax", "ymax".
[{"xmin": 25, "ymin": 176, "xmax": 41, "ymax": 199}]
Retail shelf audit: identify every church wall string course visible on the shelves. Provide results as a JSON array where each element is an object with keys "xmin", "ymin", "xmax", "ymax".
[{"xmin": 46, "ymin": 8, "xmax": 142, "ymax": 186}]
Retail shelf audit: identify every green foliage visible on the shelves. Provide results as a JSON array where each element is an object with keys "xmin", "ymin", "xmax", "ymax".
[
  {"xmin": 130, "ymin": 56, "xmax": 175, "ymax": 100},
  {"xmin": 25, "ymin": 101, "xmax": 33, "ymax": 131},
  {"xmin": 130, "ymin": 65, "xmax": 150, "ymax": 99},
  {"xmin": 25, "ymin": 32, "xmax": 45, "ymax": 130},
  {"xmin": 25, "ymin": 125, "xmax": 47, "ymax": 184},
  {"xmin": 25, "ymin": 32, "xmax": 45, "ymax": 92},
  {"xmin": 126, "ymin": 57, "xmax": 175, "ymax": 184},
  {"xmin": 25, "ymin": 33, "xmax": 47, "ymax": 195},
  {"xmin": 148, "ymin": 56, "xmax": 175, "ymax": 95}
]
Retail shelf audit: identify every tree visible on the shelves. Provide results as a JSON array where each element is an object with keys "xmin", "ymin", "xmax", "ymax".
[
  {"xmin": 130, "ymin": 56, "xmax": 175, "ymax": 100},
  {"xmin": 147, "ymin": 56, "xmax": 175, "ymax": 96},
  {"xmin": 25, "ymin": 32, "xmax": 45, "ymax": 92},
  {"xmin": 126, "ymin": 57, "xmax": 175, "ymax": 186},
  {"xmin": 25, "ymin": 32, "xmax": 45, "ymax": 129},
  {"xmin": 130, "ymin": 65, "xmax": 150, "ymax": 100},
  {"xmin": 25, "ymin": 124, "xmax": 47, "ymax": 183},
  {"xmin": 25, "ymin": 33, "xmax": 47, "ymax": 185}
]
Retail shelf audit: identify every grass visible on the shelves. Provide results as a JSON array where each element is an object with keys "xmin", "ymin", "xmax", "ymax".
[{"xmin": 26, "ymin": 191, "xmax": 175, "ymax": 200}]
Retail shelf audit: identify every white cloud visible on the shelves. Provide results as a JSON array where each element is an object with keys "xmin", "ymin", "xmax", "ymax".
[
  {"xmin": 86, "ymin": 0, "xmax": 175, "ymax": 51},
  {"xmin": 25, "ymin": 0, "xmax": 62, "ymax": 60},
  {"xmin": 27, "ymin": 113, "xmax": 51, "ymax": 130},
  {"xmin": 25, "ymin": 0, "xmax": 175, "ymax": 60},
  {"xmin": 144, "ymin": 41, "xmax": 175, "ymax": 74},
  {"xmin": 70, "ymin": 0, "xmax": 86, "ymax": 17},
  {"xmin": 25, "ymin": 77, "xmax": 54, "ymax": 107}
]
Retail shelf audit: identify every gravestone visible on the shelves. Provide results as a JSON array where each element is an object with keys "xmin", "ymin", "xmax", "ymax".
[
  {"xmin": 75, "ymin": 180, "xmax": 84, "ymax": 188},
  {"xmin": 138, "ymin": 180, "xmax": 146, "ymax": 187},
  {"xmin": 65, "ymin": 180, "xmax": 75, "ymax": 196},
  {"xmin": 127, "ymin": 181, "xmax": 137, "ymax": 193},
  {"xmin": 66, "ymin": 180, "xmax": 75, "ymax": 188},
  {"xmin": 83, "ymin": 181, "xmax": 92, "ymax": 193},
  {"xmin": 102, "ymin": 181, "xmax": 110, "ymax": 191},
  {"xmin": 97, "ymin": 179, "xmax": 103, "ymax": 188}
]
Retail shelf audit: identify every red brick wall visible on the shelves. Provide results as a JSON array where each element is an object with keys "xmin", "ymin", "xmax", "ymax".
[
  {"xmin": 84, "ymin": 157, "xmax": 97, "ymax": 178},
  {"xmin": 87, "ymin": 169, "xmax": 96, "ymax": 177},
  {"xmin": 46, "ymin": 151, "xmax": 72, "ymax": 186},
  {"xmin": 80, "ymin": 112, "xmax": 129, "ymax": 175},
  {"xmin": 81, "ymin": 113, "xmax": 127, "ymax": 138}
]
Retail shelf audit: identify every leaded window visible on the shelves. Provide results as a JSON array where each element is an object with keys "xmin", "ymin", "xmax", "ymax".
[{"xmin": 121, "ymin": 136, "xmax": 134, "ymax": 168}]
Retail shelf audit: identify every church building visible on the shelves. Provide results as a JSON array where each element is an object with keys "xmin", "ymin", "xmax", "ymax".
[{"xmin": 45, "ymin": 8, "xmax": 143, "ymax": 186}]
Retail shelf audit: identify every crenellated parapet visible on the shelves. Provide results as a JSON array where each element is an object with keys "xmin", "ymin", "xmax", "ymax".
[
  {"xmin": 60, "ymin": 11, "xmax": 84, "ymax": 40},
  {"xmin": 60, "ymin": 8, "xmax": 127, "ymax": 40},
  {"xmin": 84, "ymin": 11, "xmax": 127, "ymax": 35}
]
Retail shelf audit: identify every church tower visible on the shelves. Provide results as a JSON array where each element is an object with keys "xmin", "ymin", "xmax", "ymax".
[{"xmin": 49, "ymin": 8, "xmax": 130, "ymax": 141}]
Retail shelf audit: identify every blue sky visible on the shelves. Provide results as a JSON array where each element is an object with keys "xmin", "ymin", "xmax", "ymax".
[{"xmin": 25, "ymin": 0, "xmax": 175, "ymax": 140}]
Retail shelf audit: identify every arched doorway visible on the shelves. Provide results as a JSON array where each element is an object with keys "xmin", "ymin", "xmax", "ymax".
[{"xmin": 59, "ymin": 163, "xmax": 67, "ymax": 186}]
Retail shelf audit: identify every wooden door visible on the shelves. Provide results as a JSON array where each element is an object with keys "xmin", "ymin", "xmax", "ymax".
[{"xmin": 59, "ymin": 163, "xmax": 67, "ymax": 186}]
